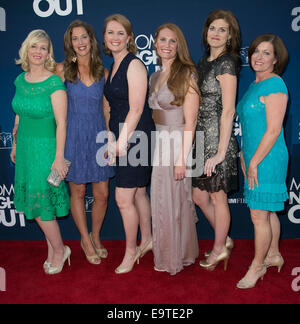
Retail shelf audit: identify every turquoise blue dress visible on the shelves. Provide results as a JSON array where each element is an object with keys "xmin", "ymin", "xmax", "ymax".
[{"xmin": 236, "ymin": 76, "xmax": 289, "ymax": 211}]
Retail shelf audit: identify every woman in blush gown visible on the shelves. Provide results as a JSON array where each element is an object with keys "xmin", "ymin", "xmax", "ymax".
[{"xmin": 149, "ymin": 23, "xmax": 200, "ymax": 275}]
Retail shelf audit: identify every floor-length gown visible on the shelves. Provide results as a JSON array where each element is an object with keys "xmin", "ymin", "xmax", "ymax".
[{"xmin": 149, "ymin": 72, "xmax": 199, "ymax": 275}]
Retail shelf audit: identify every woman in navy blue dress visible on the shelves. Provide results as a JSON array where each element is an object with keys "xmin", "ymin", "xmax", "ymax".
[
  {"xmin": 56, "ymin": 20, "xmax": 114, "ymax": 265},
  {"xmin": 103, "ymin": 14, "xmax": 155, "ymax": 274}
]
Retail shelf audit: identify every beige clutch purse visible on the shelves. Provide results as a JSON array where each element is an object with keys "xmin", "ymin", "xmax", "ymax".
[{"xmin": 47, "ymin": 159, "xmax": 71, "ymax": 187}]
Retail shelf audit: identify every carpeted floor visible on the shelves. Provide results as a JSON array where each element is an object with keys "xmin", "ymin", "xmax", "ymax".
[{"xmin": 0, "ymin": 239, "xmax": 299, "ymax": 304}]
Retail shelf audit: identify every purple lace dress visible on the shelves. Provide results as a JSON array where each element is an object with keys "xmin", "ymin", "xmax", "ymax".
[{"xmin": 64, "ymin": 77, "xmax": 115, "ymax": 184}]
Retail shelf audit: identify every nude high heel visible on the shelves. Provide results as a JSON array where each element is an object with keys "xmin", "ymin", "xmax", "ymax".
[
  {"xmin": 43, "ymin": 260, "xmax": 51, "ymax": 271},
  {"xmin": 200, "ymin": 247, "xmax": 231, "ymax": 271},
  {"xmin": 47, "ymin": 246, "xmax": 71, "ymax": 275},
  {"xmin": 89, "ymin": 233, "xmax": 108, "ymax": 259},
  {"xmin": 236, "ymin": 263, "xmax": 267, "ymax": 289},
  {"xmin": 115, "ymin": 248, "xmax": 142, "ymax": 274},
  {"xmin": 264, "ymin": 254, "xmax": 284, "ymax": 273},
  {"xmin": 140, "ymin": 239, "xmax": 152, "ymax": 258},
  {"xmin": 81, "ymin": 239, "xmax": 101, "ymax": 265}
]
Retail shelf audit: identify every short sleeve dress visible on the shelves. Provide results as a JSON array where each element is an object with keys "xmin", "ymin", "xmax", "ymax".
[
  {"xmin": 236, "ymin": 76, "xmax": 289, "ymax": 211},
  {"xmin": 192, "ymin": 54, "xmax": 239, "ymax": 193},
  {"xmin": 12, "ymin": 73, "xmax": 70, "ymax": 221},
  {"xmin": 104, "ymin": 53, "xmax": 155, "ymax": 188}
]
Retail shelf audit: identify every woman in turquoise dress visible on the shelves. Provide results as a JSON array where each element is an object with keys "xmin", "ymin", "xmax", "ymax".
[
  {"xmin": 11, "ymin": 30, "xmax": 70, "ymax": 275},
  {"xmin": 236, "ymin": 34, "xmax": 289, "ymax": 289}
]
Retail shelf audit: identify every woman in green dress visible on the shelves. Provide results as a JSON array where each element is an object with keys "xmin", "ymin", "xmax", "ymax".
[{"xmin": 11, "ymin": 30, "xmax": 71, "ymax": 275}]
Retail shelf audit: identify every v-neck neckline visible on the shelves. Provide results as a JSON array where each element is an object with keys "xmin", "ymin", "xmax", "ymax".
[
  {"xmin": 109, "ymin": 52, "xmax": 130, "ymax": 84},
  {"xmin": 150, "ymin": 71, "xmax": 168, "ymax": 96},
  {"xmin": 77, "ymin": 77, "xmax": 96, "ymax": 88}
]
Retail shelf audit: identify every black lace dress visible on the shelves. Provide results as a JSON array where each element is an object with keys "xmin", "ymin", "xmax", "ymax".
[{"xmin": 192, "ymin": 54, "xmax": 238, "ymax": 193}]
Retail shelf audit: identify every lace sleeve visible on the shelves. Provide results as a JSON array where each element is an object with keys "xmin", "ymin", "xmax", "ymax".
[
  {"xmin": 215, "ymin": 55, "xmax": 237, "ymax": 77},
  {"xmin": 47, "ymin": 75, "xmax": 66, "ymax": 95},
  {"xmin": 262, "ymin": 77, "xmax": 288, "ymax": 99}
]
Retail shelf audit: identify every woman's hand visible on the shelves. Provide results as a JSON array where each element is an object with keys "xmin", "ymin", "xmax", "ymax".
[
  {"xmin": 104, "ymin": 136, "xmax": 128, "ymax": 166},
  {"xmin": 174, "ymin": 165, "xmax": 186, "ymax": 181},
  {"xmin": 104, "ymin": 131, "xmax": 116, "ymax": 165},
  {"xmin": 51, "ymin": 157, "xmax": 68, "ymax": 180},
  {"xmin": 247, "ymin": 160, "xmax": 259, "ymax": 190},
  {"xmin": 204, "ymin": 153, "xmax": 225, "ymax": 177},
  {"xmin": 116, "ymin": 140, "xmax": 129, "ymax": 158}
]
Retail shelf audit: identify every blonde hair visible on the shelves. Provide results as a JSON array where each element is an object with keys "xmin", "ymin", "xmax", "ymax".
[
  {"xmin": 103, "ymin": 14, "xmax": 137, "ymax": 56},
  {"xmin": 15, "ymin": 29, "xmax": 56, "ymax": 72}
]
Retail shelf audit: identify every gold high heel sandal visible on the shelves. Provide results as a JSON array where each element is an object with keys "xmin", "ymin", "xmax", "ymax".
[
  {"xmin": 89, "ymin": 233, "xmax": 108, "ymax": 259},
  {"xmin": 204, "ymin": 237, "xmax": 234, "ymax": 258},
  {"xmin": 237, "ymin": 263, "xmax": 267, "ymax": 289},
  {"xmin": 140, "ymin": 239, "xmax": 152, "ymax": 258},
  {"xmin": 47, "ymin": 246, "xmax": 71, "ymax": 275},
  {"xmin": 200, "ymin": 247, "xmax": 231, "ymax": 271},
  {"xmin": 264, "ymin": 254, "xmax": 284, "ymax": 273},
  {"xmin": 115, "ymin": 248, "xmax": 142, "ymax": 274},
  {"xmin": 81, "ymin": 239, "xmax": 101, "ymax": 265}
]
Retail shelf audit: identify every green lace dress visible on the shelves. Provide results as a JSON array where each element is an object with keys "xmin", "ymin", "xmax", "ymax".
[{"xmin": 12, "ymin": 72, "xmax": 70, "ymax": 221}]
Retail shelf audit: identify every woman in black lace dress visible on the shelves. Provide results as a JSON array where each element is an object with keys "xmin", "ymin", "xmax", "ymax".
[{"xmin": 192, "ymin": 9, "xmax": 241, "ymax": 271}]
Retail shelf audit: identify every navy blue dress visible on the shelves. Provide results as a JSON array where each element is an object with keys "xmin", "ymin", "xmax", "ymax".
[
  {"xmin": 65, "ymin": 77, "xmax": 115, "ymax": 184},
  {"xmin": 104, "ymin": 53, "xmax": 155, "ymax": 188}
]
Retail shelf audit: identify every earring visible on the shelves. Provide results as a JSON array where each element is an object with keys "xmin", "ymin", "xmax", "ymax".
[
  {"xmin": 72, "ymin": 55, "xmax": 77, "ymax": 63},
  {"xmin": 227, "ymin": 39, "xmax": 231, "ymax": 46}
]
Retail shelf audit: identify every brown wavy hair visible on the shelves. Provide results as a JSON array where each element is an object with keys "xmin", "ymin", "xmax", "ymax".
[
  {"xmin": 102, "ymin": 14, "xmax": 137, "ymax": 56},
  {"xmin": 248, "ymin": 34, "xmax": 289, "ymax": 75},
  {"xmin": 202, "ymin": 9, "xmax": 241, "ymax": 64},
  {"xmin": 154, "ymin": 23, "xmax": 200, "ymax": 107},
  {"xmin": 63, "ymin": 20, "xmax": 104, "ymax": 83}
]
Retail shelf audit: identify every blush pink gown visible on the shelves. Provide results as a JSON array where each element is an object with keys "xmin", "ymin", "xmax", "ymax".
[{"xmin": 149, "ymin": 72, "xmax": 199, "ymax": 275}]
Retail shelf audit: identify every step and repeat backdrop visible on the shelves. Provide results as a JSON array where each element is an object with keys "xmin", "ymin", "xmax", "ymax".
[{"xmin": 0, "ymin": 0, "xmax": 300, "ymax": 240}]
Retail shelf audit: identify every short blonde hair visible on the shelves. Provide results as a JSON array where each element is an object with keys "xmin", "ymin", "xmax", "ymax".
[{"xmin": 15, "ymin": 29, "xmax": 56, "ymax": 72}]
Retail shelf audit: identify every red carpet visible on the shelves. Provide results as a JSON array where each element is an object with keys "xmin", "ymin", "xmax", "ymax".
[{"xmin": 0, "ymin": 239, "xmax": 299, "ymax": 304}]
